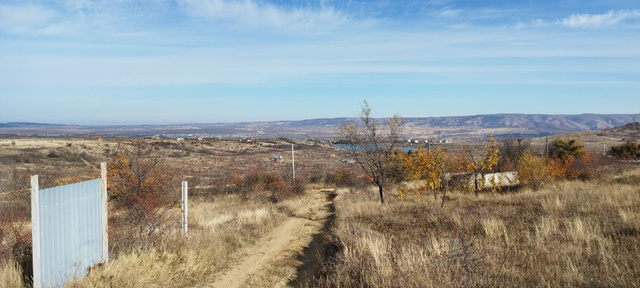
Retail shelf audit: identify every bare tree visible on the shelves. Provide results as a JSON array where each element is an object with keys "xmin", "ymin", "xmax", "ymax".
[{"xmin": 338, "ymin": 100, "xmax": 404, "ymax": 204}]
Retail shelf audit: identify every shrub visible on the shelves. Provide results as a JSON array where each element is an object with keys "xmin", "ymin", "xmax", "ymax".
[
  {"xmin": 232, "ymin": 170, "xmax": 301, "ymax": 203},
  {"xmin": 324, "ymin": 167, "xmax": 366, "ymax": 188},
  {"xmin": 609, "ymin": 140, "xmax": 640, "ymax": 160},
  {"xmin": 498, "ymin": 137, "xmax": 530, "ymax": 171},
  {"xmin": 0, "ymin": 208, "xmax": 32, "ymax": 286},
  {"xmin": 549, "ymin": 137, "xmax": 585, "ymax": 160},
  {"xmin": 546, "ymin": 152, "xmax": 596, "ymax": 181},
  {"xmin": 517, "ymin": 152, "xmax": 549, "ymax": 189},
  {"xmin": 107, "ymin": 148, "xmax": 179, "ymax": 250}
]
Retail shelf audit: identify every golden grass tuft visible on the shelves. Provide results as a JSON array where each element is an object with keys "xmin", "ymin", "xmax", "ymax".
[{"xmin": 0, "ymin": 261, "xmax": 23, "ymax": 288}]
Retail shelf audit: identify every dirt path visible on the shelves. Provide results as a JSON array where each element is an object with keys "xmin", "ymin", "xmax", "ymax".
[{"xmin": 201, "ymin": 189, "xmax": 336, "ymax": 288}]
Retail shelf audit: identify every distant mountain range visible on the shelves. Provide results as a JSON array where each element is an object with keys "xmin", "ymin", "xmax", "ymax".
[{"xmin": 1, "ymin": 113, "xmax": 639, "ymax": 140}]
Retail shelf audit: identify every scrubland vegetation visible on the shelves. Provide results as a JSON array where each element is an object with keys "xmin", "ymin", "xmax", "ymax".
[
  {"xmin": 1, "ymin": 133, "xmax": 639, "ymax": 287},
  {"xmin": 316, "ymin": 169, "xmax": 640, "ymax": 287}
]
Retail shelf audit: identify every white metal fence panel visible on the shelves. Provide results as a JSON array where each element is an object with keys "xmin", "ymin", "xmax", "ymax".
[{"xmin": 33, "ymin": 179, "xmax": 104, "ymax": 287}]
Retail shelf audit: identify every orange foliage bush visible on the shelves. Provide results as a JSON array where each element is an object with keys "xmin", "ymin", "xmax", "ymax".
[{"xmin": 546, "ymin": 152, "xmax": 596, "ymax": 181}]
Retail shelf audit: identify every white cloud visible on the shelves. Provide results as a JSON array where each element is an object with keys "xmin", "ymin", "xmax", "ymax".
[
  {"xmin": 437, "ymin": 8, "xmax": 461, "ymax": 19},
  {"xmin": 177, "ymin": 0, "xmax": 349, "ymax": 33},
  {"xmin": 514, "ymin": 18, "xmax": 550, "ymax": 29},
  {"xmin": 0, "ymin": 4, "xmax": 59, "ymax": 34},
  {"xmin": 559, "ymin": 9, "xmax": 640, "ymax": 28}
]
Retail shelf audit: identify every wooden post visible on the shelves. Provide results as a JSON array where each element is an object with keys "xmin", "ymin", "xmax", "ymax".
[
  {"xmin": 545, "ymin": 137, "xmax": 549, "ymax": 158},
  {"xmin": 31, "ymin": 175, "xmax": 41, "ymax": 288},
  {"xmin": 182, "ymin": 181, "xmax": 188, "ymax": 235},
  {"xmin": 291, "ymin": 144, "xmax": 295, "ymax": 184},
  {"xmin": 100, "ymin": 162, "xmax": 109, "ymax": 263}
]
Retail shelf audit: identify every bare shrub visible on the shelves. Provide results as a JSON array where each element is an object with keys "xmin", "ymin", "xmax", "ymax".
[
  {"xmin": 232, "ymin": 170, "xmax": 301, "ymax": 203},
  {"xmin": 324, "ymin": 167, "xmax": 367, "ymax": 188},
  {"xmin": 0, "ymin": 208, "xmax": 32, "ymax": 286},
  {"xmin": 107, "ymin": 147, "xmax": 180, "ymax": 251}
]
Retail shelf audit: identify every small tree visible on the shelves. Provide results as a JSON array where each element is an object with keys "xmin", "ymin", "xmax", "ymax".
[
  {"xmin": 402, "ymin": 147, "xmax": 453, "ymax": 207},
  {"xmin": 464, "ymin": 135, "xmax": 500, "ymax": 196},
  {"xmin": 338, "ymin": 100, "xmax": 404, "ymax": 204},
  {"xmin": 498, "ymin": 137, "xmax": 530, "ymax": 171}
]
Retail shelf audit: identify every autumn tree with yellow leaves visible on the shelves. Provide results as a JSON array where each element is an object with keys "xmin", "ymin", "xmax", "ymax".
[
  {"xmin": 463, "ymin": 135, "xmax": 500, "ymax": 196},
  {"xmin": 401, "ymin": 147, "xmax": 472, "ymax": 207}
]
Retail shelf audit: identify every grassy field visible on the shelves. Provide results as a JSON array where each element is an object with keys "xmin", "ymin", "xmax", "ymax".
[{"xmin": 316, "ymin": 168, "xmax": 640, "ymax": 287}]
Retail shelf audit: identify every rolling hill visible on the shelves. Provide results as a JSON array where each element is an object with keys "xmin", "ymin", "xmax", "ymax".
[{"xmin": 1, "ymin": 113, "xmax": 639, "ymax": 140}]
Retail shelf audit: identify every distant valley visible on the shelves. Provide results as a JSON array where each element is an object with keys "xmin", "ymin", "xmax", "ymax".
[{"xmin": 1, "ymin": 113, "xmax": 639, "ymax": 140}]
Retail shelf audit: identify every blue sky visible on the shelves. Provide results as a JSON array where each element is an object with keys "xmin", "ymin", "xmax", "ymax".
[{"xmin": 0, "ymin": 0, "xmax": 639, "ymax": 124}]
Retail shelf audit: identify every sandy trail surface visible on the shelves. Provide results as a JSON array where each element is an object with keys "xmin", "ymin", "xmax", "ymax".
[{"xmin": 200, "ymin": 189, "xmax": 335, "ymax": 288}]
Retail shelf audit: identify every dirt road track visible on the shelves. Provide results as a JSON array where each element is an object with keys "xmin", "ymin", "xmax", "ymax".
[{"xmin": 201, "ymin": 189, "xmax": 336, "ymax": 288}]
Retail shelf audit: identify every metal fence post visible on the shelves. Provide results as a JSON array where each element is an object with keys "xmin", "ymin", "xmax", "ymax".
[
  {"xmin": 31, "ymin": 175, "xmax": 41, "ymax": 288},
  {"xmin": 182, "ymin": 181, "xmax": 188, "ymax": 235},
  {"xmin": 100, "ymin": 162, "xmax": 109, "ymax": 263}
]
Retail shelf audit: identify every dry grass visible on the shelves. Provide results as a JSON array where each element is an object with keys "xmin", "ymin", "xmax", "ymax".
[
  {"xmin": 2, "ymin": 137, "xmax": 639, "ymax": 287},
  {"xmin": 0, "ymin": 261, "xmax": 23, "ymax": 288},
  {"xmin": 317, "ymin": 168, "xmax": 640, "ymax": 287},
  {"xmin": 66, "ymin": 194, "xmax": 291, "ymax": 287}
]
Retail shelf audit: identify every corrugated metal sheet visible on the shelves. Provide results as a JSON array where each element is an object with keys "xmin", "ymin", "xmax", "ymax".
[{"xmin": 37, "ymin": 179, "xmax": 103, "ymax": 287}]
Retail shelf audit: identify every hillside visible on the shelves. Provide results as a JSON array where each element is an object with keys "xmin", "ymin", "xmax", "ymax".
[{"xmin": 1, "ymin": 113, "xmax": 639, "ymax": 140}]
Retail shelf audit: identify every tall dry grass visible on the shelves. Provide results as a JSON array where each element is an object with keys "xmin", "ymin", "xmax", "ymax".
[
  {"xmin": 67, "ymin": 194, "xmax": 291, "ymax": 287},
  {"xmin": 317, "ymin": 168, "xmax": 640, "ymax": 287},
  {"xmin": 0, "ymin": 260, "xmax": 23, "ymax": 288}
]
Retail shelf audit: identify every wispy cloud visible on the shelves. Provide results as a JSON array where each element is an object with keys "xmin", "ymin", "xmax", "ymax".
[
  {"xmin": 559, "ymin": 9, "xmax": 640, "ymax": 28},
  {"xmin": 0, "ymin": 4, "xmax": 59, "ymax": 35},
  {"xmin": 177, "ymin": 0, "xmax": 349, "ymax": 33},
  {"xmin": 437, "ymin": 8, "xmax": 460, "ymax": 19}
]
